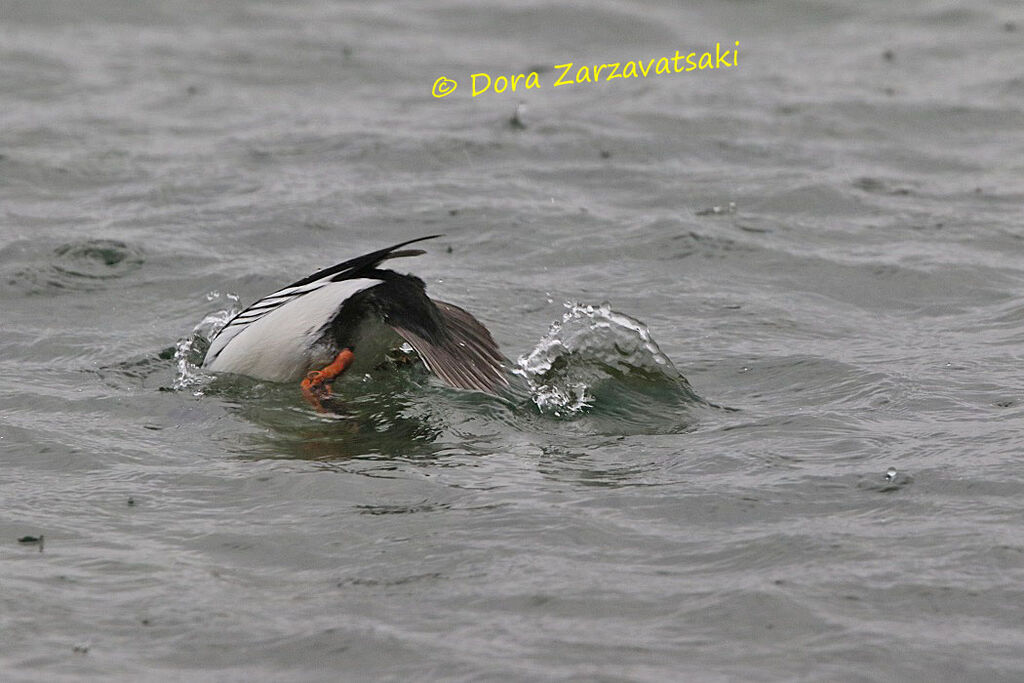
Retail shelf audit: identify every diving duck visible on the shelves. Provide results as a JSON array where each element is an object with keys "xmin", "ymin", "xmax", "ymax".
[{"xmin": 203, "ymin": 236, "xmax": 507, "ymax": 410}]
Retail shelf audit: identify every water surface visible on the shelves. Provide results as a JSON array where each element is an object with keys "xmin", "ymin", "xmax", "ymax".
[{"xmin": 2, "ymin": 1, "xmax": 1024, "ymax": 680}]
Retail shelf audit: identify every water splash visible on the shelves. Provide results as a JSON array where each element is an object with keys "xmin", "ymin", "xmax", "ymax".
[
  {"xmin": 516, "ymin": 302, "xmax": 701, "ymax": 427},
  {"xmin": 173, "ymin": 291, "xmax": 240, "ymax": 393}
]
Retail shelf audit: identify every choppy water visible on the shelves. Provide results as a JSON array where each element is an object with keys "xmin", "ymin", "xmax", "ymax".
[{"xmin": 3, "ymin": 1, "xmax": 1024, "ymax": 680}]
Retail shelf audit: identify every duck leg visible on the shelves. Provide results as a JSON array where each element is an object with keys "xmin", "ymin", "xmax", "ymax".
[{"xmin": 300, "ymin": 349, "xmax": 355, "ymax": 412}]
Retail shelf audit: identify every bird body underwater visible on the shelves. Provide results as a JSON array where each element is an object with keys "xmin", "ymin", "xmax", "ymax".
[{"xmin": 202, "ymin": 236, "xmax": 507, "ymax": 410}]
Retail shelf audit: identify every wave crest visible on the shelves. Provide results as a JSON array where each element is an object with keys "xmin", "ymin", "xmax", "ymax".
[{"xmin": 515, "ymin": 303, "xmax": 702, "ymax": 430}]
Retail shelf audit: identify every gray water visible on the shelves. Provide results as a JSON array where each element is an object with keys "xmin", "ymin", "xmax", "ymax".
[{"xmin": 3, "ymin": 1, "xmax": 1024, "ymax": 680}]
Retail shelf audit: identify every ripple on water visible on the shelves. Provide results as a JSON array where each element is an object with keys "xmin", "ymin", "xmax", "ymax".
[
  {"xmin": 3, "ymin": 239, "xmax": 145, "ymax": 294},
  {"xmin": 51, "ymin": 239, "xmax": 144, "ymax": 279}
]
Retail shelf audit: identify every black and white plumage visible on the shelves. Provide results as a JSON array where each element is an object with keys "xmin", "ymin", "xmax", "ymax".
[{"xmin": 203, "ymin": 236, "xmax": 507, "ymax": 395}]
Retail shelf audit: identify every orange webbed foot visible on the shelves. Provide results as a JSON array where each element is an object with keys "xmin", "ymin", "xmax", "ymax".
[{"xmin": 301, "ymin": 349, "xmax": 354, "ymax": 412}]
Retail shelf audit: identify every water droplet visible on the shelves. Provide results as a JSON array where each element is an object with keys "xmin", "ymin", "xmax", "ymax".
[{"xmin": 509, "ymin": 101, "xmax": 527, "ymax": 129}]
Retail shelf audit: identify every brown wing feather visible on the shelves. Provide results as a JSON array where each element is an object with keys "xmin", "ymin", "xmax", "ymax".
[{"xmin": 391, "ymin": 300, "xmax": 508, "ymax": 395}]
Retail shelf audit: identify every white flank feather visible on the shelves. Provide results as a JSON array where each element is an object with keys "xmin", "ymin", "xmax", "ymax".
[{"xmin": 204, "ymin": 278, "xmax": 382, "ymax": 383}]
